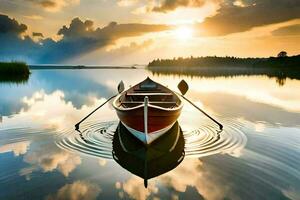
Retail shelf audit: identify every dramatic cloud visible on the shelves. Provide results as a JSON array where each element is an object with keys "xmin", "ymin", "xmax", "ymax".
[
  {"xmin": 0, "ymin": 14, "xmax": 170, "ymax": 63},
  {"xmin": 38, "ymin": 18, "xmax": 169, "ymax": 63},
  {"xmin": 152, "ymin": 0, "xmax": 206, "ymax": 13},
  {"xmin": 0, "ymin": 14, "xmax": 27, "ymax": 35},
  {"xmin": 198, "ymin": 0, "xmax": 300, "ymax": 36},
  {"xmin": 0, "ymin": 14, "xmax": 40, "ymax": 62},
  {"xmin": 272, "ymin": 24, "xmax": 300, "ymax": 36},
  {"xmin": 56, "ymin": 18, "xmax": 169, "ymax": 40},
  {"xmin": 46, "ymin": 181, "xmax": 101, "ymax": 200},
  {"xmin": 26, "ymin": 0, "xmax": 80, "ymax": 12}
]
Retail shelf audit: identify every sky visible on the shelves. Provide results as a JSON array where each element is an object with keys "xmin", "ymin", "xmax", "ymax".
[{"xmin": 0, "ymin": 0, "xmax": 300, "ymax": 65}]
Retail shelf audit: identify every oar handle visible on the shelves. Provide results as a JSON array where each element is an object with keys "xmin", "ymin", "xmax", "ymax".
[
  {"xmin": 75, "ymin": 94, "xmax": 117, "ymax": 131},
  {"xmin": 177, "ymin": 92, "xmax": 223, "ymax": 130}
]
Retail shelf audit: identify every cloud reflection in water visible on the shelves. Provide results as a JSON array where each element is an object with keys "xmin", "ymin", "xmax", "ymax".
[{"xmin": 0, "ymin": 70, "xmax": 300, "ymax": 200}]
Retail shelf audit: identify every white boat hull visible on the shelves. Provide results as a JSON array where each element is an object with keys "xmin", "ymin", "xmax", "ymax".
[{"xmin": 122, "ymin": 122, "xmax": 175, "ymax": 144}]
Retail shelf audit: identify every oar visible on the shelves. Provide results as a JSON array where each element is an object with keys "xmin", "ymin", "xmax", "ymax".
[
  {"xmin": 75, "ymin": 81, "xmax": 125, "ymax": 131},
  {"xmin": 177, "ymin": 80, "xmax": 223, "ymax": 130}
]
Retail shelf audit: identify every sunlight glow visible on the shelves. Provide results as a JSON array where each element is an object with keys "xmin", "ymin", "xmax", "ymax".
[{"xmin": 174, "ymin": 27, "xmax": 193, "ymax": 40}]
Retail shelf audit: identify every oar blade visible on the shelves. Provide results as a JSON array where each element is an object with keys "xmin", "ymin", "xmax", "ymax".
[
  {"xmin": 118, "ymin": 81, "xmax": 125, "ymax": 93},
  {"xmin": 178, "ymin": 80, "xmax": 189, "ymax": 95}
]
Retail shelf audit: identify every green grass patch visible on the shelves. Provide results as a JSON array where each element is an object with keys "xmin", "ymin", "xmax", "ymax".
[{"xmin": 0, "ymin": 61, "xmax": 30, "ymax": 83}]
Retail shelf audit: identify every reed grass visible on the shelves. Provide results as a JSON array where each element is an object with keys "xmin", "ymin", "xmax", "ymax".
[{"xmin": 0, "ymin": 61, "xmax": 30, "ymax": 83}]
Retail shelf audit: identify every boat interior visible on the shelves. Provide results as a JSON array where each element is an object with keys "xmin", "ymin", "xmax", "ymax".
[{"xmin": 118, "ymin": 79, "xmax": 181, "ymax": 109}]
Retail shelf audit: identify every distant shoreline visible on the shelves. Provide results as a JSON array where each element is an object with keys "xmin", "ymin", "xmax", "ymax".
[
  {"xmin": 29, "ymin": 65, "xmax": 139, "ymax": 70},
  {"xmin": 147, "ymin": 55, "xmax": 300, "ymax": 85},
  {"xmin": 148, "ymin": 55, "xmax": 300, "ymax": 68}
]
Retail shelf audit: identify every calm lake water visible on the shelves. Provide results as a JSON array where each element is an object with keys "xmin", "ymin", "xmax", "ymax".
[{"xmin": 0, "ymin": 68, "xmax": 300, "ymax": 200}]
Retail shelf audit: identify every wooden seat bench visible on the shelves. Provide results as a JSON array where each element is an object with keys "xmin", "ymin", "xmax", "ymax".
[
  {"xmin": 121, "ymin": 101, "xmax": 177, "ymax": 108},
  {"xmin": 122, "ymin": 101, "xmax": 176, "ymax": 104},
  {"xmin": 126, "ymin": 93, "xmax": 173, "ymax": 96}
]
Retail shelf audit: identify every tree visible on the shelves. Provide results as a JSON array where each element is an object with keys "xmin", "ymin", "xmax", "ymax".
[{"xmin": 277, "ymin": 51, "xmax": 287, "ymax": 58}]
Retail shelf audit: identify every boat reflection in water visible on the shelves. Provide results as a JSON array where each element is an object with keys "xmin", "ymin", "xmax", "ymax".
[{"xmin": 112, "ymin": 121, "xmax": 185, "ymax": 188}]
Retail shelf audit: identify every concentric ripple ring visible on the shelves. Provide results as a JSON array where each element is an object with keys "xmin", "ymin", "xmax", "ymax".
[{"xmin": 55, "ymin": 119, "xmax": 247, "ymax": 159}]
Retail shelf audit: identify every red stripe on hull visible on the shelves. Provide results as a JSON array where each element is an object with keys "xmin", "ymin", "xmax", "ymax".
[{"xmin": 116, "ymin": 106, "xmax": 181, "ymax": 133}]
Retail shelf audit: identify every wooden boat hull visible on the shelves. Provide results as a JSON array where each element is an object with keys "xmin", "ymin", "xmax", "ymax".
[
  {"xmin": 115, "ymin": 105, "xmax": 182, "ymax": 144},
  {"xmin": 113, "ymin": 77, "xmax": 183, "ymax": 145}
]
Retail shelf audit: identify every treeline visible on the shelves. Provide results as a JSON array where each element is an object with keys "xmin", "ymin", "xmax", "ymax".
[{"xmin": 148, "ymin": 55, "xmax": 300, "ymax": 68}]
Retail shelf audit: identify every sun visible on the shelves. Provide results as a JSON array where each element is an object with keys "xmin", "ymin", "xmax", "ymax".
[{"xmin": 174, "ymin": 26, "xmax": 193, "ymax": 40}]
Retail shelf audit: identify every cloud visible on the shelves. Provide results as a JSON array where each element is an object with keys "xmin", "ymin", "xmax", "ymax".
[
  {"xmin": 198, "ymin": 0, "xmax": 300, "ymax": 36},
  {"xmin": 46, "ymin": 181, "xmax": 101, "ymax": 200},
  {"xmin": 272, "ymin": 24, "xmax": 300, "ymax": 36},
  {"xmin": 56, "ymin": 18, "xmax": 170, "ymax": 42},
  {"xmin": 2, "ymin": 87, "xmax": 114, "ymax": 130},
  {"xmin": 0, "ymin": 14, "xmax": 170, "ymax": 63},
  {"xmin": 116, "ymin": 159, "xmax": 235, "ymax": 200},
  {"xmin": 117, "ymin": 0, "xmax": 139, "ymax": 7},
  {"xmin": 57, "ymin": 17, "xmax": 94, "ymax": 38},
  {"xmin": 152, "ymin": 0, "xmax": 206, "ymax": 13},
  {"xmin": 108, "ymin": 40, "xmax": 154, "ymax": 52},
  {"xmin": 23, "ymin": 144, "xmax": 81, "ymax": 177},
  {"xmin": 158, "ymin": 159, "xmax": 229, "ymax": 200},
  {"xmin": 0, "ymin": 14, "xmax": 27, "ymax": 35},
  {"xmin": 32, "ymin": 32, "xmax": 44, "ymax": 37},
  {"xmin": 39, "ymin": 18, "xmax": 163, "ymax": 62},
  {"xmin": 117, "ymin": 155, "xmax": 299, "ymax": 199},
  {"xmin": 81, "ymin": 40, "xmax": 154, "ymax": 65},
  {"xmin": 130, "ymin": 0, "xmax": 208, "ymax": 13},
  {"xmin": 26, "ymin": 0, "xmax": 80, "ymax": 12},
  {"xmin": 23, "ymin": 15, "xmax": 44, "ymax": 20},
  {"xmin": 116, "ymin": 177, "xmax": 158, "ymax": 200},
  {"xmin": 0, "ymin": 14, "xmax": 41, "ymax": 62},
  {"xmin": 0, "ymin": 141, "xmax": 31, "ymax": 156},
  {"xmin": 157, "ymin": 157, "xmax": 290, "ymax": 200}
]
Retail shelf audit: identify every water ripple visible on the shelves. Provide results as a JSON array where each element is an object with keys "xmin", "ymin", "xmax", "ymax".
[
  {"xmin": 55, "ymin": 119, "xmax": 247, "ymax": 159},
  {"xmin": 56, "ymin": 121, "xmax": 118, "ymax": 159},
  {"xmin": 184, "ymin": 121, "xmax": 247, "ymax": 158}
]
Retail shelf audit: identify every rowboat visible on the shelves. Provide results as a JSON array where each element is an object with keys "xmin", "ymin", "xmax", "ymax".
[
  {"xmin": 112, "ymin": 121, "xmax": 185, "ymax": 188},
  {"xmin": 113, "ymin": 77, "xmax": 183, "ymax": 145},
  {"xmin": 76, "ymin": 78, "xmax": 222, "ymax": 139}
]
